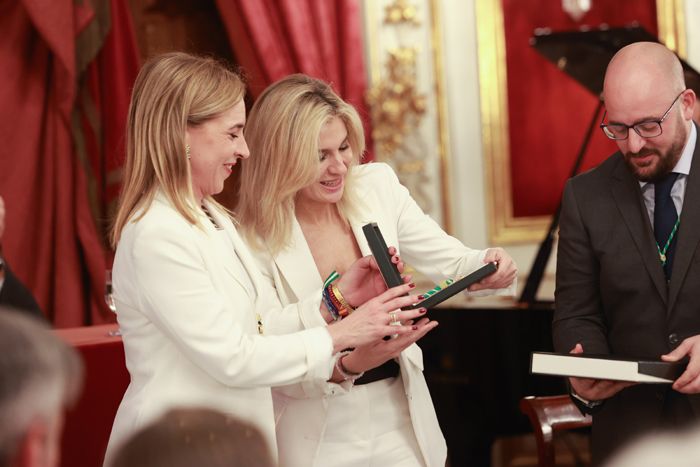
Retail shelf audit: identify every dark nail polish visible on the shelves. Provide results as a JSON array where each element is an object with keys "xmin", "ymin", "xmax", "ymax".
[
  {"xmin": 408, "ymin": 283, "xmax": 416, "ymax": 288},
  {"xmin": 412, "ymin": 326, "xmax": 418, "ymax": 330},
  {"xmin": 420, "ymin": 308, "xmax": 427, "ymax": 314}
]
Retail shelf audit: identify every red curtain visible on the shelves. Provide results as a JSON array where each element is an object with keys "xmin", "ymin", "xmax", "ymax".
[
  {"xmin": 0, "ymin": 0, "xmax": 139, "ymax": 327},
  {"xmin": 502, "ymin": 0, "xmax": 657, "ymax": 217},
  {"xmin": 214, "ymin": 0, "xmax": 373, "ymax": 158}
]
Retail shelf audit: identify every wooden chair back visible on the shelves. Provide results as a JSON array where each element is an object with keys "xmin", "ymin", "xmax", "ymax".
[{"xmin": 520, "ymin": 395, "xmax": 592, "ymax": 467}]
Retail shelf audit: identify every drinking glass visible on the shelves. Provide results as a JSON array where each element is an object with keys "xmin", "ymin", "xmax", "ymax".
[
  {"xmin": 104, "ymin": 270, "xmax": 121, "ymax": 336},
  {"xmin": 105, "ymin": 269, "xmax": 117, "ymax": 313}
]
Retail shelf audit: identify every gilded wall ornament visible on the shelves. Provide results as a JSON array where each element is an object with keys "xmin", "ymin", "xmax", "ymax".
[{"xmin": 366, "ymin": 47, "xmax": 426, "ymax": 155}]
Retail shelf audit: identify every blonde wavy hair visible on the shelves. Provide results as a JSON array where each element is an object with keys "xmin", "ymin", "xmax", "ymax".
[
  {"xmin": 237, "ymin": 74, "xmax": 365, "ymax": 253},
  {"xmin": 111, "ymin": 52, "xmax": 246, "ymax": 247}
]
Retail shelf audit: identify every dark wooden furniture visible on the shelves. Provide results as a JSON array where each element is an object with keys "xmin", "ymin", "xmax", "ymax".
[{"xmin": 520, "ymin": 395, "xmax": 592, "ymax": 467}]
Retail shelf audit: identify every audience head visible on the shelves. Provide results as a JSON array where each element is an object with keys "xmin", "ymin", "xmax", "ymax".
[
  {"xmin": 602, "ymin": 41, "xmax": 696, "ymax": 182},
  {"xmin": 238, "ymin": 74, "xmax": 365, "ymax": 252},
  {"xmin": 0, "ymin": 309, "xmax": 83, "ymax": 467},
  {"xmin": 605, "ymin": 425, "xmax": 700, "ymax": 467},
  {"xmin": 109, "ymin": 407, "xmax": 274, "ymax": 467},
  {"xmin": 112, "ymin": 52, "xmax": 248, "ymax": 246}
]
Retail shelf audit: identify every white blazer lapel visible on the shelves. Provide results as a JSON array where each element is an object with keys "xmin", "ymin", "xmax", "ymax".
[
  {"xmin": 351, "ymin": 220, "xmax": 372, "ymax": 256},
  {"xmin": 201, "ymin": 200, "xmax": 259, "ymax": 298},
  {"xmin": 273, "ymin": 217, "xmax": 323, "ymax": 298},
  {"xmin": 347, "ymin": 175, "xmax": 399, "ymax": 257},
  {"xmin": 350, "ymin": 217, "xmax": 401, "ymax": 258}
]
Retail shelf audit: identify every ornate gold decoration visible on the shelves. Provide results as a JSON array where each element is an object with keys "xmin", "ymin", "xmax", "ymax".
[
  {"xmin": 476, "ymin": 0, "xmax": 685, "ymax": 244},
  {"xmin": 364, "ymin": 0, "xmax": 452, "ymax": 231},
  {"xmin": 366, "ymin": 47, "xmax": 427, "ymax": 155},
  {"xmin": 384, "ymin": 0, "xmax": 420, "ymax": 25}
]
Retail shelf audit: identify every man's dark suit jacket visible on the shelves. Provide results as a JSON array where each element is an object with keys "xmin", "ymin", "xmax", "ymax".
[
  {"xmin": 0, "ymin": 261, "xmax": 43, "ymax": 319},
  {"xmin": 554, "ymin": 124, "xmax": 700, "ymax": 465}
]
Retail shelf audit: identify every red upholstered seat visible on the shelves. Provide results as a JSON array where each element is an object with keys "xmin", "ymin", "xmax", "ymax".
[{"xmin": 55, "ymin": 324, "xmax": 128, "ymax": 467}]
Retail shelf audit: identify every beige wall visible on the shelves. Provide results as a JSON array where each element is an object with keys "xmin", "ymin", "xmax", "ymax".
[{"xmin": 686, "ymin": 1, "xmax": 700, "ymax": 68}]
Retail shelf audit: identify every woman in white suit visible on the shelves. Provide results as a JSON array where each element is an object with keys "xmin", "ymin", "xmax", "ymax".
[
  {"xmin": 104, "ymin": 54, "xmax": 428, "ymax": 466},
  {"xmin": 237, "ymin": 74, "xmax": 518, "ymax": 467}
]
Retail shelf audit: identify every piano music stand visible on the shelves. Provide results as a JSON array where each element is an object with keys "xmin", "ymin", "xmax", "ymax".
[{"xmin": 519, "ymin": 25, "xmax": 700, "ymax": 305}]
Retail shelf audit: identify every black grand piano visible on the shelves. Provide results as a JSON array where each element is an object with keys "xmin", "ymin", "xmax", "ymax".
[{"xmin": 421, "ymin": 296, "xmax": 562, "ymax": 466}]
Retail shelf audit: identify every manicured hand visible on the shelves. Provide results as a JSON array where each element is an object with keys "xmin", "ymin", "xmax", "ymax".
[
  {"xmin": 340, "ymin": 317, "xmax": 438, "ymax": 375},
  {"xmin": 326, "ymin": 283, "xmax": 424, "ymax": 353},
  {"xmin": 337, "ymin": 246, "xmax": 408, "ymax": 307}
]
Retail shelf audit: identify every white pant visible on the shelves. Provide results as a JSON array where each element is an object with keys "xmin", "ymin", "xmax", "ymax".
[{"xmin": 315, "ymin": 375, "xmax": 425, "ymax": 467}]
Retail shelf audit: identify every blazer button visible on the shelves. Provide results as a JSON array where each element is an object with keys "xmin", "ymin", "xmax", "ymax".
[{"xmin": 668, "ymin": 333, "xmax": 679, "ymax": 346}]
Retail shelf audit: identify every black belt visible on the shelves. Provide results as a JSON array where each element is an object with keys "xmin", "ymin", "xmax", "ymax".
[{"xmin": 354, "ymin": 359, "xmax": 400, "ymax": 385}]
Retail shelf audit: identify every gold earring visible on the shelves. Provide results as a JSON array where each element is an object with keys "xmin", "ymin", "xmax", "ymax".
[{"xmin": 185, "ymin": 145, "xmax": 191, "ymax": 160}]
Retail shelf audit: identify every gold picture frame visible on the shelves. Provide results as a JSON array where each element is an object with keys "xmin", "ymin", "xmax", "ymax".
[{"xmin": 476, "ymin": 0, "xmax": 687, "ymax": 244}]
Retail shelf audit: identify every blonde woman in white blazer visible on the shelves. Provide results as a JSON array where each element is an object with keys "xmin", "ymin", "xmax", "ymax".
[
  {"xmin": 103, "ymin": 54, "xmax": 428, "ymax": 466},
  {"xmin": 238, "ymin": 75, "xmax": 518, "ymax": 467}
]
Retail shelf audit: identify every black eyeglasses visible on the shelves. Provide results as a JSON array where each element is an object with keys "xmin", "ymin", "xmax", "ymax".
[{"xmin": 600, "ymin": 90, "xmax": 686, "ymax": 140}]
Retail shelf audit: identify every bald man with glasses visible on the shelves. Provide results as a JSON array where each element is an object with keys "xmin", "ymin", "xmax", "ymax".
[{"xmin": 553, "ymin": 41, "xmax": 699, "ymax": 464}]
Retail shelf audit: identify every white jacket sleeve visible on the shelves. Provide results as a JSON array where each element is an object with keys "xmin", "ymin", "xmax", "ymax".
[{"xmin": 375, "ymin": 162, "xmax": 516, "ymax": 296}]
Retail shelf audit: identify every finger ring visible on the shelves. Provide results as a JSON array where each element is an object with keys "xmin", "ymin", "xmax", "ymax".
[{"xmin": 389, "ymin": 311, "xmax": 399, "ymax": 325}]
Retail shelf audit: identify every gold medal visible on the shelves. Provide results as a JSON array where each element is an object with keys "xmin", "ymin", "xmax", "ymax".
[{"xmin": 659, "ymin": 253, "xmax": 666, "ymax": 262}]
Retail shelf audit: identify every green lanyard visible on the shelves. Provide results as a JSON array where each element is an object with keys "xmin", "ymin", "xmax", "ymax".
[{"xmin": 656, "ymin": 217, "xmax": 681, "ymax": 264}]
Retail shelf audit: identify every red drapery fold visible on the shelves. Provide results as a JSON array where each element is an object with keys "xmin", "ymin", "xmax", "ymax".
[
  {"xmin": 214, "ymin": 0, "xmax": 374, "ymax": 159},
  {"xmin": 0, "ymin": 0, "xmax": 139, "ymax": 327}
]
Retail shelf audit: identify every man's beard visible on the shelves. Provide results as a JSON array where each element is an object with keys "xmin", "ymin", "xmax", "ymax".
[{"xmin": 623, "ymin": 129, "xmax": 686, "ymax": 182}]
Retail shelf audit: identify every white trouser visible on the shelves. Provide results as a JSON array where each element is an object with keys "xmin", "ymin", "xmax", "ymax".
[{"xmin": 315, "ymin": 375, "xmax": 425, "ymax": 467}]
